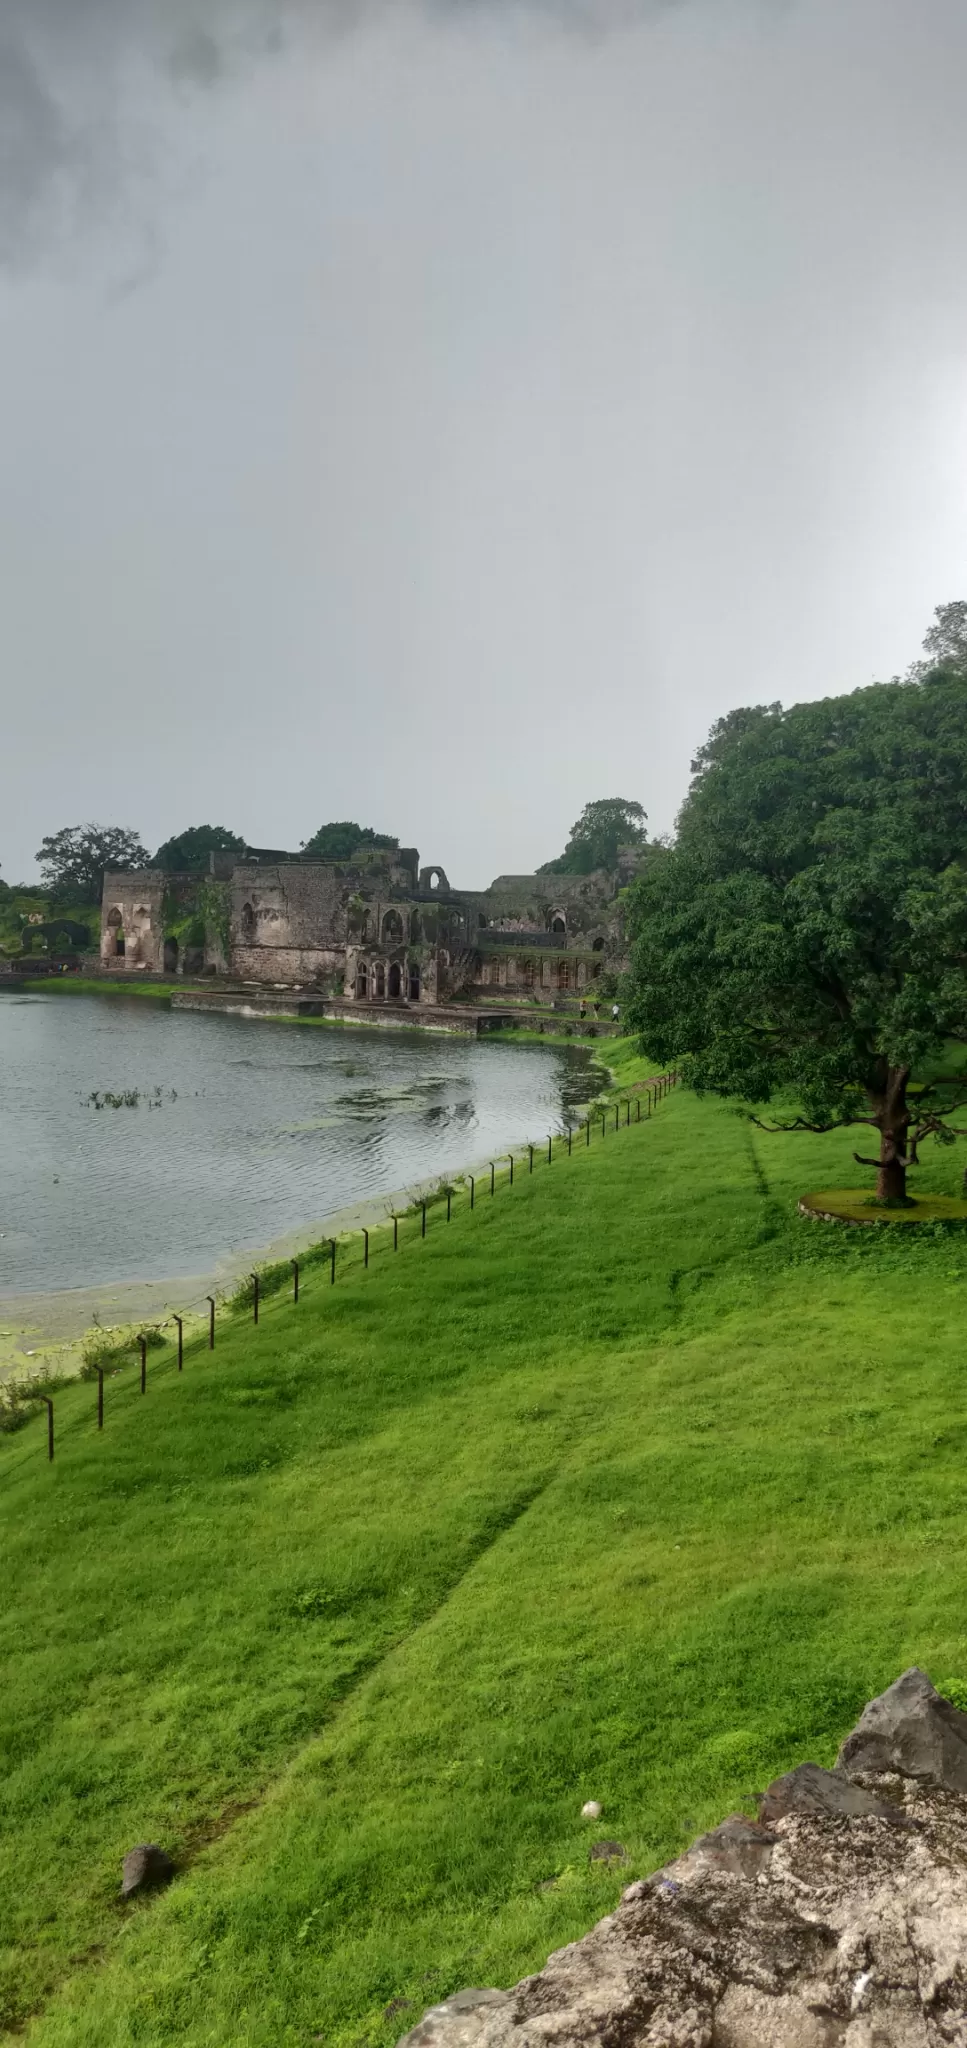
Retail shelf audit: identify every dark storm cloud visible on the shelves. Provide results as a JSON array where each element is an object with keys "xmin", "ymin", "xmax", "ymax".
[{"xmin": 0, "ymin": 0, "xmax": 683, "ymax": 263}]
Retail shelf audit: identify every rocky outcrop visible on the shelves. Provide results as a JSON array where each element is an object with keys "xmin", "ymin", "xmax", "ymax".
[{"xmin": 399, "ymin": 1670, "xmax": 967, "ymax": 2048}]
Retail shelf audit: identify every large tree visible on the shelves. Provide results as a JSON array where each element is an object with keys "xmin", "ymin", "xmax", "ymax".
[
  {"xmin": 626, "ymin": 667, "xmax": 967, "ymax": 1204},
  {"xmin": 301, "ymin": 822, "xmax": 398, "ymax": 860},
  {"xmin": 154, "ymin": 825, "xmax": 247, "ymax": 873},
  {"xmin": 541, "ymin": 798, "xmax": 648, "ymax": 876},
  {"xmin": 36, "ymin": 824, "xmax": 149, "ymax": 904}
]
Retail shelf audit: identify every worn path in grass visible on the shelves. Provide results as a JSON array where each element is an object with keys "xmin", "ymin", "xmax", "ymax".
[{"xmin": 3, "ymin": 1074, "xmax": 967, "ymax": 2045}]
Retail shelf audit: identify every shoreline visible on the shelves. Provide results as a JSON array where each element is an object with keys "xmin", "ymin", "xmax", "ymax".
[{"xmin": 0, "ymin": 1091, "xmax": 616, "ymax": 1383}]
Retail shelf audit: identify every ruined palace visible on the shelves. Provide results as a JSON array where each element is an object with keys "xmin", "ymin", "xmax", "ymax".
[{"xmin": 100, "ymin": 843, "xmax": 638, "ymax": 1007}]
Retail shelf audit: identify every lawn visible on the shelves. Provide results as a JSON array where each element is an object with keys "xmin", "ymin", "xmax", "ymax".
[{"xmin": 3, "ymin": 1066, "xmax": 967, "ymax": 2046}]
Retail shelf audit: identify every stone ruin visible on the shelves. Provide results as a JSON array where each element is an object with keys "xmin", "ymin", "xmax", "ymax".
[
  {"xmin": 99, "ymin": 843, "xmax": 641, "ymax": 1007},
  {"xmin": 400, "ymin": 1669, "xmax": 967, "ymax": 2047}
]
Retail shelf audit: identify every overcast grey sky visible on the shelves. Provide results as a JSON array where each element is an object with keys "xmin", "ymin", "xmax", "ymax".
[{"xmin": 2, "ymin": 0, "xmax": 966, "ymax": 885}]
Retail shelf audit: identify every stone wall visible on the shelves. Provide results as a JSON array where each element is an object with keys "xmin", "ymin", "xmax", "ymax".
[
  {"xmin": 100, "ymin": 871, "xmax": 166, "ymax": 972},
  {"xmin": 400, "ymin": 1669, "xmax": 967, "ymax": 2048}
]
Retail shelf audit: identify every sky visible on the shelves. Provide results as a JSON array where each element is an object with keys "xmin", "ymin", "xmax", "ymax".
[{"xmin": 2, "ymin": 0, "xmax": 967, "ymax": 889}]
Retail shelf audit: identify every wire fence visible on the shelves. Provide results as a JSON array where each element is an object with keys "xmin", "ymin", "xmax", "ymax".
[{"xmin": 6, "ymin": 1074, "xmax": 679, "ymax": 1463}]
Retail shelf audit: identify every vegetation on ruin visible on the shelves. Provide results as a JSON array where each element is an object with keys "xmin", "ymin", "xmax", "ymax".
[
  {"xmin": 0, "ymin": 884, "xmax": 98, "ymax": 958},
  {"xmin": 3, "ymin": 1064, "xmax": 967, "ymax": 2045},
  {"xmin": 539, "ymin": 796, "xmax": 649, "ymax": 876},
  {"xmin": 627, "ymin": 661, "xmax": 967, "ymax": 1205},
  {"xmin": 301, "ymin": 821, "xmax": 399, "ymax": 860},
  {"xmin": 154, "ymin": 826, "xmax": 247, "ymax": 873}
]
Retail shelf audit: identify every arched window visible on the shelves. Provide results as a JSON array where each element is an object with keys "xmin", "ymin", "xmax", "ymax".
[
  {"xmin": 557, "ymin": 960, "xmax": 570, "ymax": 991},
  {"xmin": 523, "ymin": 960, "xmax": 535, "ymax": 989},
  {"xmin": 389, "ymin": 962, "xmax": 402, "ymax": 1000},
  {"xmin": 551, "ymin": 915, "xmax": 566, "ymax": 935},
  {"xmin": 382, "ymin": 910, "xmax": 403, "ymax": 944},
  {"xmin": 408, "ymin": 963, "xmax": 421, "ymax": 1001},
  {"xmin": 376, "ymin": 964, "xmax": 386, "ymax": 999},
  {"xmin": 592, "ymin": 935, "xmax": 605, "ymax": 953},
  {"xmin": 356, "ymin": 963, "xmax": 368, "ymax": 998},
  {"xmin": 241, "ymin": 902, "xmax": 256, "ymax": 943}
]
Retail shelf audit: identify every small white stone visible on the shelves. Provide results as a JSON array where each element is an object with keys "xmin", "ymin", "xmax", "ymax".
[{"xmin": 581, "ymin": 1800, "xmax": 602, "ymax": 1819}]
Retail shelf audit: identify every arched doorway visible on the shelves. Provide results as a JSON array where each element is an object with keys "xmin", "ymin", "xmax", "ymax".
[
  {"xmin": 163, "ymin": 937, "xmax": 179, "ymax": 975},
  {"xmin": 107, "ymin": 907, "xmax": 125, "ymax": 958},
  {"xmin": 408, "ymin": 963, "xmax": 421, "ymax": 1002},
  {"xmin": 356, "ymin": 963, "xmax": 368, "ymax": 999},
  {"xmin": 388, "ymin": 962, "xmax": 402, "ymax": 1000},
  {"xmin": 375, "ymin": 964, "xmax": 385, "ymax": 999},
  {"xmin": 551, "ymin": 915, "xmax": 566, "ymax": 935}
]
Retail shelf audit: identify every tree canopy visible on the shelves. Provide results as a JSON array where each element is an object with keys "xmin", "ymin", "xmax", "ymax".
[
  {"xmin": 540, "ymin": 798, "xmax": 648, "ymax": 876},
  {"xmin": 154, "ymin": 825, "xmax": 247, "ymax": 873},
  {"xmin": 301, "ymin": 822, "xmax": 398, "ymax": 860},
  {"xmin": 626, "ymin": 666, "xmax": 967, "ymax": 1203},
  {"xmin": 35, "ymin": 824, "xmax": 149, "ymax": 904}
]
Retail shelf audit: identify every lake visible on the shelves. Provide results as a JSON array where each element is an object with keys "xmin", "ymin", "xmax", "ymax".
[{"xmin": 0, "ymin": 993, "xmax": 597, "ymax": 1299}]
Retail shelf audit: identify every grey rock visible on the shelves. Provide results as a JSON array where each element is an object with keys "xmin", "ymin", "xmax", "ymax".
[
  {"xmin": 589, "ymin": 1839, "xmax": 627, "ymax": 1864},
  {"xmin": 759, "ymin": 1762, "xmax": 910, "ymax": 1827},
  {"xmin": 837, "ymin": 1666, "xmax": 967, "ymax": 1794},
  {"xmin": 398, "ymin": 1676, "xmax": 967, "ymax": 2048},
  {"xmin": 120, "ymin": 1842, "xmax": 175, "ymax": 1897},
  {"xmin": 397, "ymin": 1990, "xmax": 510, "ymax": 2048},
  {"xmin": 669, "ymin": 1811, "xmax": 777, "ymax": 1881}
]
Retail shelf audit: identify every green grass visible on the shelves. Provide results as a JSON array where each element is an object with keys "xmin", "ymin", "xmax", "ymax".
[
  {"xmin": 24, "ymin": 977, "xmax": 177, "ymax": 1001},
  {"xmin": 803, "ymin": 1188, "xmax": 967, "ymax": 1224},
  {"xmin": 4, "ymin": 1075, "xmax": 967, "ymax": 2046}
]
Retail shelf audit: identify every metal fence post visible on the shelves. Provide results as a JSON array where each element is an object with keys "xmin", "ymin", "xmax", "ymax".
[
  {"xmin": 586, "ymin": 1119, "xmax": 590, "ymax": 1146},
  {"xmin": 330, "ymin": 1241, "xmax": 336, "ymax": 1286},
  {"xmin": 508, "ymin": 1154, "xmax": 514, "ymax": 1186},
  {"xmin": 252, "ymin": 1273, "xmax": 260, "ymax": 1324},
  {"xmin": 393, "ymin": 1215, "xmax": 399, "ymax": 1251},
  {"xmin": 97, "ymin": 1368, "xmax": 104, "ymax": 1430},
  {"xmin": 363, "ymin": 1228, "xmax": 369, "ymax": 1269},
  {"xmin": 292, "ymin": 1260, "xmax": 299, "ymax": 1302},
  {"xmin": 528, "ymin": 1145, "xmax": 534, "ymax": 1174},
  {"xmin": 44, "ymin": 1397, "xmax": 54, "ymax": 1462},
  {"xmin": 422, "ymin": 1201, "xmax": 427, "ymax": 1238},
  {"xmin": 547, "ymin": 1134, "xmax": 552, "ymax": 1164},
  {"xmin": 207, "ymin": 1296, "xmax": 216, "ymax": 1348},
  {"xmin": 490, "ymin": 1162, "xmax": 495, "ymax": 1195},
  {"xmin": 636, "ymin": 1097, "xmax": 641, "ymax": 1122},
  {"xmin": 174, "ymin": 1314, "xmax": 183, "ymax": 1369},
  {"xmin": 140, "ymin": 1336, "xmax": 147, "ymax": 1393},
  {"xmin": 568, "ymin": 1127, "xmax": 573, "ymax": 1156},
  {"xmin": 469, "ymin": 1175, "xmax": 475, "ymax": 1210},
  {"xmin": 446, "ymin": 1189, "xmax": 452, "ymax": 1222}
]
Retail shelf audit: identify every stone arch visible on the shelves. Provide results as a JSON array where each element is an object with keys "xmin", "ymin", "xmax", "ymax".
[
  {"xmin": 591, "ymin": 935, "xmax": 605, "ymax": 952},
  {"xmin": 389, "ymin": 961, "xmax": 402, "ymax": 1000},
  {"xmin": 408, "ymin": 961, "xmax": 421, "ymax": 1001},
  {"xmin": 550, "ymin": 912, "xmax": 567, "ymax": 936},
  {"xmin": 356, "ymin": 961, "xmax": 368, "ymax": 999},
  {"xmin": 375, "ymin": 963, "xmax": 386, "ymax": 999},
  {"xmin": 241, "ymin": 901, "xmax": 256, "ymax": 943},
  {"xmin": 382, "ymin": 909, "xmax": 404, "ymax": 943},
  {"xmin": 419, "ymin": 865, "xmax": 449, "ymax": 893},
  {"xmin": 107, "ymin": 906, "xmax": 125, "ymax": 958}
]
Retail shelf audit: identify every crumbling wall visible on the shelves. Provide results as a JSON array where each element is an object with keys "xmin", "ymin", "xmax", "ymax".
[{"xmin": 400, "ymin": 1670, "xmax": 967, "ymax": 2048}]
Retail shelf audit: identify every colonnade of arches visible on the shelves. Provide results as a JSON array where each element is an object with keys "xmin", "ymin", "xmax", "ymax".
[{"xmin": 354, "ymin": 959, "xmax": 420, "ymax": 1003}]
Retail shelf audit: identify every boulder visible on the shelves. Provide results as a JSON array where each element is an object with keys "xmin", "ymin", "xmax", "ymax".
[
  {"xmin": 120, "ymin": 1842, "xmax": 175, "ymax": 1898},
  {"xmin": 759, "ymin": 1761, "xmax": 910, "ymax": 1827},
  {"xmin": 397, "ymin": 1675, "xmax": 967, "ymax": 2048},
  {"xmin": 837, "ymin": 1667, "xmax": 967, "ymax": 1794}
]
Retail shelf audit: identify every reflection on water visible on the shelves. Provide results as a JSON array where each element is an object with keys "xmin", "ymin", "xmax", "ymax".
[{"xmin": 0, "ymin": 994, "xmax": 597, "ymax": 1293}]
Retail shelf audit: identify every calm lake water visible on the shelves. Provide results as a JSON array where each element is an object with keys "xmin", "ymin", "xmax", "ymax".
[{"xmin": 0, "ymin": 993, "xmax": 597, "ymax": 1296}]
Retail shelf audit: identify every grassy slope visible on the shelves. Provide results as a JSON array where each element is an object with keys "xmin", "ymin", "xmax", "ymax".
[{"xmin": 3, "ymin": 1078, "xmax": 967, "ymax": 2044}]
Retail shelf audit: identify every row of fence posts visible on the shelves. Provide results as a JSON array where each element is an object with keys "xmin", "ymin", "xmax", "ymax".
[{"xmin": 36, "ymin": 1074, "xmax": 677, "ymax": 1459}]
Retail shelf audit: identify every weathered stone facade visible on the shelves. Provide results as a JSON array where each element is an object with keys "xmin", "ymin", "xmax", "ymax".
[{"xmin": 101, "ymin": 845, "xmax": 634, "ymax": 1005}]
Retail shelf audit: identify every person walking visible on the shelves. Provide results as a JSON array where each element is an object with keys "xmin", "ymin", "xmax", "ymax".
[{"xmin": 611, "ymin": 1002, "xmax": 620, "ymax": 1023}]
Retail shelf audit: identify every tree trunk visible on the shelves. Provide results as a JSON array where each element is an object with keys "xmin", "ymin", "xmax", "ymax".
[{"xmin": 873, "ymin": 1065, "xmax": 911, "ymax": 1203}]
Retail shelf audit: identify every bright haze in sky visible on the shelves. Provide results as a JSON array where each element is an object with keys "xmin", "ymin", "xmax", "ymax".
[{"xmin": 1, "ymin": 0, "xmax": 966, "ymax": 885}]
